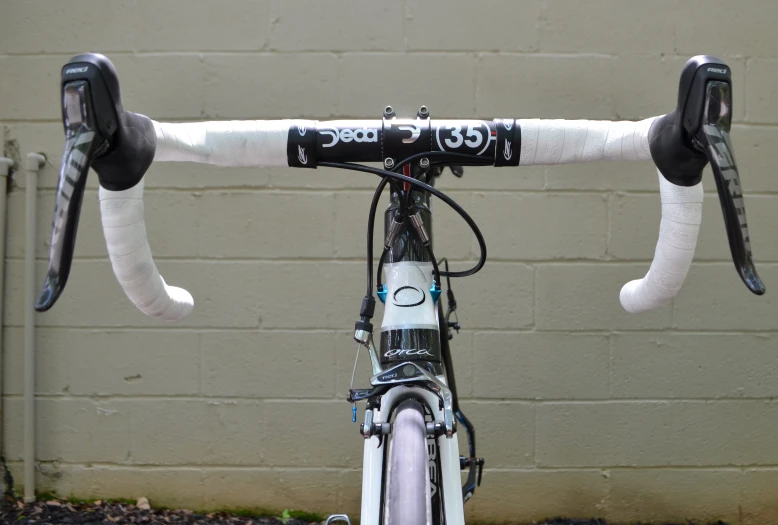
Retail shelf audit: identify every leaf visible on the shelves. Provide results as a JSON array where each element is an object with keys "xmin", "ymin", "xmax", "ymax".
[{"xmin": 281, "ymin": 508, "xmax": 291, "ymax": 525}]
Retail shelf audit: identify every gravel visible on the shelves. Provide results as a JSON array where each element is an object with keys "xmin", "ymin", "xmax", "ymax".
[
  {"xmin": 0, "ymin": 499, "xmax": 317, "ymax": 525},
  {"xmin": 0, "ymin": 499, "xmax": 732, "ymax": 525}
]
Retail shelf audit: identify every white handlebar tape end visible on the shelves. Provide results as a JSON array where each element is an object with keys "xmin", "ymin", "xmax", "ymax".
[
  {"xmin": 99, "ymin": 178, "xmax": 194, "ymax": 322},
  {"xmin": 159, "ymin": 281, "xmax": 195, "ymax": 321},
  {"xmin": 619, "ymin": 170, "xmax": 704, "ymax": 313}
]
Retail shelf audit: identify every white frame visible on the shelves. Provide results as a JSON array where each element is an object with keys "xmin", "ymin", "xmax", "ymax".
[
  {"xmin": 360, "ymin": 261, "xmax": 465, "ymax": 525},
  {"xmin": 360, "ymin": 386, "xmax": 464, "ymax": 525}
]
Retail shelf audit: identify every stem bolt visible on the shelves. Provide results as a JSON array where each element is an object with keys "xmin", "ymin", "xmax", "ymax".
[
  {"xmin": 384, "ymin": 157, "xmax": 395, "ymax": 169},
  {"xmin": 419, "ymin": 157, "xmax": 430, "ymax": 169}
]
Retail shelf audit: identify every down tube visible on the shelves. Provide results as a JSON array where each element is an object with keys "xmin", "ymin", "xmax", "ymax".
[{"xmin": 360, "ymin": 386, "xmax": 464, "ymax": 525}]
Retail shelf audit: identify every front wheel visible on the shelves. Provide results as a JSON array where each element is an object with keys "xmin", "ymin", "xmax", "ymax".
[{"xmin": 383, "ymin": 398, "xmax": 432, "ymax": 525}]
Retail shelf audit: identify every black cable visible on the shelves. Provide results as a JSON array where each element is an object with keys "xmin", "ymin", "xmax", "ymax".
[
  {"xmin": 437, "ymin": 257, "xmax": 460, "ymax": 338},
  {"xmin": 366, "ymin": 177, "xmax": 389, "ymax": 296},
  {"xmin": 396, "ymin": 153, "xmax": 485, "ymax": 208},
  {"xmin": 404, "ymin": 203, "xmax": 441, "ymax": 286},
  {"xmin": 388, "ymin": 151, "xmax": 489, "ymax": 272},
  {"xmin": 409, "ymin": 160, "xmax": 476, "ymax": 278},
  {"xmin": 367, "ymin": 176, "xmax": 410, "ymax": 296},
  {"xmin": 365, "ymin": 159, "xmax": 434, "ymax": 297},
  {"xmin": 403, "ymin": 183, "xmax": 414, "ymax": 209},
  {"xmin": 375, "ymin": 239, "xmax": 440, "ymax": 295},
  {"xmin": 426, "ymin": 244, "xmax": 441, "ymax": 286},
  {"xmin": 376, "ymin": 247, "xmax": 388, "ymax": 290},
  {"xmin": 320, "ymin": 159, "xmax": 487, "ymax": 279},
  {"xmin": 438, "ymin": 257, "xmax": 454, "ymax": 291}
]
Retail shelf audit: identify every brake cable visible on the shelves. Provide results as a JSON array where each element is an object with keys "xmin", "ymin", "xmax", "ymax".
[
  {"xmin": 365, "ymin": 176, "xmax": 391, "ymax": 296},
  {"xmin": 322, "ymin": 151, "xmax": 490, "ymax": 303},
  {"xmin": 437, "ymin": 258, "xmax": 461, "ymax": 339},
  {"xmin": 372, "ymin": 162, "xmax": 478, "ymax": 294}
]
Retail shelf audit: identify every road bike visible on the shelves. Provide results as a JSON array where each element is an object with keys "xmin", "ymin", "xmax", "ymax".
[{"xmin": 35, "ymin": 53, "xmax": 764, "ymax": 525}]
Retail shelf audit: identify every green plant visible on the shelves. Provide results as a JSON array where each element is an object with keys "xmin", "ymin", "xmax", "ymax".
[
  {"xmin": 278, "ymin": 508, "xmax": 325, "ymax": 523},
  {"xmin": 280, "ymin": 508, "xmax": 292, "ymax": 524},
  {"xmin": 35, "ymin": 491, "xmax": 58, "ymax": 502},
  {"xmin": 288, "ymin": 509, "xmax": 325, "ymax": 522},
  {"xmin": 106, "ymin": 498, "xmax": 137, "ymax": 506},
  {"xmin": 66, "ymin": 497, "xmax": 92, "ymax": 505}
]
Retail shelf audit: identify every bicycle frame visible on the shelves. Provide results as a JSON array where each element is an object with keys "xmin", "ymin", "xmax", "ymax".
[{"xmin": 355, "ymin": 167, "xmax": 476, "ymax": 525}]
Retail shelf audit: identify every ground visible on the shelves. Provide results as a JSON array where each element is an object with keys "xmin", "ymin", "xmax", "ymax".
[{"xmin": 0, "ymin": 499, "xmax": 733, "ymax": 525}]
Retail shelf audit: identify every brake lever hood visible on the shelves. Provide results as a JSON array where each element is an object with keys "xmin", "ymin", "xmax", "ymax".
[{"xmin": 35, "ymin": 54, "xmax": 122, "ymax": 311}]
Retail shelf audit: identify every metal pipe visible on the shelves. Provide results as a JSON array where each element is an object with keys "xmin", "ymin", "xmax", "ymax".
[
  {"xmin": 24, "ymin": 153, "xmax": 45, "ymax": 503},
  {"xmin": 0, "ymin": 157, "xmax": 12, "ymax": 467}
]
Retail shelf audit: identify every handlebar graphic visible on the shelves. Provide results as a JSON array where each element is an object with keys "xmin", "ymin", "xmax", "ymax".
[{"xmin": 35, "ymin": 53, "xmax": 765, "ymax": 320}]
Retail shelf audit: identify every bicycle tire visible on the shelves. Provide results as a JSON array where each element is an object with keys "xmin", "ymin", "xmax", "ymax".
[{"xmin": 383, "ymin": 398, "xmax": 432, "ymax": 525}]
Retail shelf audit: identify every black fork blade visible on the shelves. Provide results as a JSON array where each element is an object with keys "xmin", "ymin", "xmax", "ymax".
[{"xmin": 35, "ymin": 81, "xmax": 105, "ymax": 311}]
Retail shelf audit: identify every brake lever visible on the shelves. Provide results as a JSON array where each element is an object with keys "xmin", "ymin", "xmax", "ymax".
[
  {"xmin": 649, "ymin": 55, "xmax": 765, "ymax": 296},
  {"xmin": 698, "ymin": 81, "xmax": 765, "ymax": 294},
  {"xmin": 36, "ymin": 53, "xmax": 156, "ymax": 312},
  {"xmin": 35, "ymin": 55, "xmax": 120, "ymax": 311}
]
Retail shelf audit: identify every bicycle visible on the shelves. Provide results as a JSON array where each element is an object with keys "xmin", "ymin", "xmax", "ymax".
[{"xmin": 34, "ymin": 53, "xmax": 764, "ymax": 525}]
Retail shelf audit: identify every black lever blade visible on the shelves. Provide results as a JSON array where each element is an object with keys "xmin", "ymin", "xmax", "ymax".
[
  {"xmin": 698, "ymin": 81, "xmax": 764, "ymax": 294},
  {"xmin": 652, "ymin": 55, "xmax": 765, "ymax": 296},
  {"xmin": 35, "ymin": 81, "xmax": 107, "ymax": 311},
  {"xmin": 35, "ymin": 54, "xmax": 122, "ymax": 311}
]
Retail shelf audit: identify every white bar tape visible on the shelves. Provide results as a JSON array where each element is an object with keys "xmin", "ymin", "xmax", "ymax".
[
  {"xmin": 517, "ymin": 117, "xmax": 656, "ymax": 164},
  {"xmin": 620, "ymin": 171, "xmax": 703, "ymax": 313},
  {"xmin": 153, "ymin": 120, "xmax": 296, "ymax": 166},
  {"xmin": 102, "ymin": 116, "xmax": 699, "ymax": 319},
  {"xmin": 99, "ymin": 178, "xmax": 193, "ymax": 321},
  {"xmin": 516, "ymin": 117, "xmax": 702, "ymax": 313}
]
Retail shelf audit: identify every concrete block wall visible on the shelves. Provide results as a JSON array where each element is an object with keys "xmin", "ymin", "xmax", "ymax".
[{"xmin": 1, "ymin": 1, "xmax": 777, "ymax": 523}]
